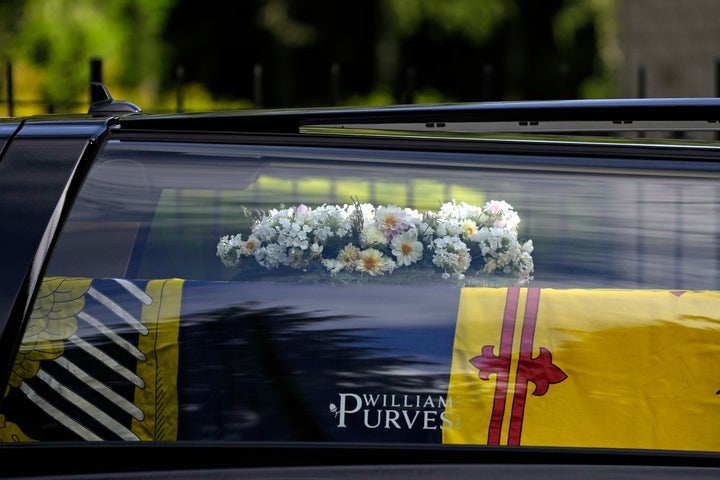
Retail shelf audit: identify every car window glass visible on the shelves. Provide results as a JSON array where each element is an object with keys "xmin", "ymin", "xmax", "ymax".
[{"xmin": 3, "ymin": 139, "xmax": 719, "ymax": 451}]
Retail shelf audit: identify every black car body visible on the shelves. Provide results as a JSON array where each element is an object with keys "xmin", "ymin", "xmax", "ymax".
[{"xmin": 1, "ymin": 86, "xmax": 720, "ymax": 478}]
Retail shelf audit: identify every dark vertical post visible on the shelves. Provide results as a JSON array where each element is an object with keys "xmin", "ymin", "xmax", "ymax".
[
  {"xmin": 6, "ymin": 60, "xmax": 13, "ymax": 117},
  {"xmin": 483, "ymin": 63, "xmax": 494, "ymax": 101},
  {"xmin": 559, "ymin": 62, "xmax": 569, "ymax": 99},
  {"xmin": 176, "ymin": 64, "xmax": 185, "ymax": 113},
  {"xmin": 330, "ymin": 62, "xmax": 340, "ymax": 106},
  {"xmin": 253, "ymin": 63, "xmax": 263, "ymax": 108},
  {"xmin": 90, "ymin": 58, "xmax": 103, "ymax": 107},
  {"xmin": 405, "ymin": 66, "xmax": 416, "ymax": 104},
  {"xmin": 637, "ymin": 64, "xmax": 646, "ymax": 98}
]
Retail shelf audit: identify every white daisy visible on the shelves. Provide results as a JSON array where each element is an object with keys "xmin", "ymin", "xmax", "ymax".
[
  {"xmin": 356, "ymin": 248, "xmax": 395, "ymax": 276},
  {"xmin": 390, "ymin": 229, "xmax": 424, "ymax": 266},
  {"xmin": 360, "ymin": 223, "xmax": 388, "ymax": 247}
]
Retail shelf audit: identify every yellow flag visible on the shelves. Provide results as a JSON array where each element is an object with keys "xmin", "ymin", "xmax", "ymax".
[{"xmin": 444, "ymin": 288, "xmax": 720, "ymax": 452}]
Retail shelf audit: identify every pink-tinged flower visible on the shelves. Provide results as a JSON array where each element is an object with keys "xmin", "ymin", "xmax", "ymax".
[{"xmin": 375, "ymin": 205, "xmax": 410, "ymax": 239}]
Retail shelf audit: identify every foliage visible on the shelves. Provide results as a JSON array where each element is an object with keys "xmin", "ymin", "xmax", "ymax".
[
  {"xmin": 554, "ymin": 0, "xmax": 621, "ymax": 98},
  {"xmin": 0, "ymin": 0, "xmax": 617, "ymax": 114},
  {"xmin": 2, "ymin": 0, "xmax": 173, "ymax": 111},
  {"xmin": 388, "ymin": 0, "xmax": 513, "ymax": 44}
]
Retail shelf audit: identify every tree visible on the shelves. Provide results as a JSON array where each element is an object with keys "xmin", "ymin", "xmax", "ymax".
[
  {"xmin": 0, "ymin": 0, "xmax": 618, "ymax": 113},
  {"xmin": 3, "ymin": 0, "xmax": 173, "ymax": 113},
  {"xmin": 162, "ymin": 0, "xmax": 613, "ymax": 107}
]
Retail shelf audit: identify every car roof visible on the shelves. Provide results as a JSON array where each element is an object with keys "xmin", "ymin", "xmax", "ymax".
[{"xmin": 109, "ymin": 96, "xmax": 720, "ymax": 136}]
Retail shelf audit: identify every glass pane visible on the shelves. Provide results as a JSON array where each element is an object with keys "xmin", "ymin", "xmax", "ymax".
[
  {"xmin": 4, "ymin": 140, "xmax": 718, "ymax": 452},
  {"xmin": 44, "ymin": 142, "xmax": 720, "ymax": 289}
]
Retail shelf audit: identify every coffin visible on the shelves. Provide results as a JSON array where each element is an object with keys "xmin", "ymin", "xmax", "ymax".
[{"xmin": 2, "ymin": 277, "xmax": 719, "ymax": 452}]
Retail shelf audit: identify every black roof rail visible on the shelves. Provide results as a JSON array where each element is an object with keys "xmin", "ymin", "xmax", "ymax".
[
  {"xmin": 88, "ymin": 82, "xmax": 142, "ymax": 117},
  {"xmin": 299, "ymin": 98, "xmax": 720, "ymax": 135},
  {"xmin": 116, "ymin": 97, "xmax": 720, "ymax": 136}
]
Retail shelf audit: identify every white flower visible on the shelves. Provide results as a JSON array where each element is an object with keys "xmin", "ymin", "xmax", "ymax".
[
  {"xmin": 484, "ymin": 200, "xmax": 521, "ymax": 230},
  {"xmin": 375, "ymin": 205, "xmax": 411, "ymax": 239},
  {"xmin": 403, "ymin": 207, "xmax": 423, "ymax": 226},
  {"xmin": 217, "ymin": 199, "xmax": 533, "ymax": 284},
  {"xmin": 431, "ymin": 236, "xmax": 471, "ymax": 277},
  {"xmin": 322, "ymin": 244, "xmax": 361, "ymax": 274},
  {"xmin": 216, "ymin": 234, "xmax": 242, "ymax": 267},
  {"xmin": 356, "ymin": 248, "xmax": 395, "ymax": 276},
  {"xmin": 338, "ymin": 243, "xmax": 361, "ymax": 264},
  {"xmin": 357, "ymin": 202, "xmax": 376, "ymax": 220},
  {"xmin": 417, "ymin": 222, "xmax": 435, "ymax": 242},
  {"xmin": 309, "ymin": 204, "xmax": 352, "ymax": 242},
  {"xmin": 321, "ymin": 258, "xmax": 346, "ymax": 275},
  {"xmin": 460, "ymin": 219, "xmax": 478, "ymax": 240},
  {"xmin": 239, "ymin": 235, "xmax": 260, "ymax": 255},
  {"xmin": 360, "ymin": 223, "xmax": 388, "ymax": 247},
  {"xmin": 390, "ymin": 229, "xmax": 424, "ymax": 266},
  {"xmin": 254, "ymin": 243, "xmax": 287, "ymax": 269}
]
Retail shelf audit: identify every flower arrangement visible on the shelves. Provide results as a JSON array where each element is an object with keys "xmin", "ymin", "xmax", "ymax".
[{"xmin": 217, "ymin": 198, "xmax": 534, "ymax": 286}]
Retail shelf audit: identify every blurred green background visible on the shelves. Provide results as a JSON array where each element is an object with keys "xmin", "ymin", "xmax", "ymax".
[{"xmin": 1, "ymin": 0, "xmax": 716, "ymax": 115}]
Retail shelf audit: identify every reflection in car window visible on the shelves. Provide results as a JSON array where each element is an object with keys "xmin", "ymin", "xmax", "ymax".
[
  {"xmin": 3, "ymin": 140, "xmax": 720, "ymax": 451},
  {"xmin": 46, "ymin": 140, "xmax": 718, "ymax": 289}
]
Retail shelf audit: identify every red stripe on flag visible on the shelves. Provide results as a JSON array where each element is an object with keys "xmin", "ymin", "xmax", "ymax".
[
  {"xmin": 508, "ymin": 287, "xmax": 541, "ymax": 445},
  {"xmin": 486, "ymin": 287, "xmax": 520, "ymax": 445}
]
